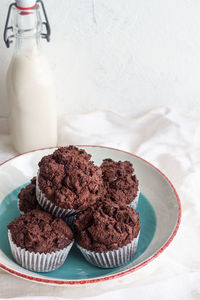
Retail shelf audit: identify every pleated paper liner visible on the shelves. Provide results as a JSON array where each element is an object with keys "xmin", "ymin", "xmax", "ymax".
[
  {"xmin": 129, "ymin": 188, "xmax": 140, "ymax": 210},
  {"xmin": 36, "ymin": 175, "xmax": 80, "ymax": 226},
  {"xmin": 8, "ymin": 230, "xmax": 74, "ymax": 272},
  {"xmin": 76, "ymin": 232, "xmax": 140, "ymax": 268}
]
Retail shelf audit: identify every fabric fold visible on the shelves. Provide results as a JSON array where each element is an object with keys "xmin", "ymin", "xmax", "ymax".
[{"xmin": 0, "ymin": 107, "xmax": 199, "ymax": 299}]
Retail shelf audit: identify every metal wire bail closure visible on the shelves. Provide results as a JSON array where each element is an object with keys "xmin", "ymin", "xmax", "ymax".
[
  {"xmin": 3, "ymin": 0, "xmax": 51, "ymax": 48},
  {"xmin": 3, "ymin": 3, "xmax": 15, "ymax": 48}
]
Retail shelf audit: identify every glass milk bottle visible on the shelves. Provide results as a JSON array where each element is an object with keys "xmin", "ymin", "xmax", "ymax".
[{"xmin": 4, "ymin": 0, "xmax": 57, "ymax": 153}]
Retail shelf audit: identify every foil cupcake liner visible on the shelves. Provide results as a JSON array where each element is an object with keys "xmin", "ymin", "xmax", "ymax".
[
  {"xmin": 129, "ymin": 187, "xmax": 140, "ymax": 210},
  {"xmin": 36, "ymin": 174, "xmax": 80, "ymax": 225},
  {"xmin": 8, "ymin": 230, "xmax": 74, "ymax": 272},
  {"xmin": 76, "ymin": 232, "xmax": 140, "ymax": 268}
]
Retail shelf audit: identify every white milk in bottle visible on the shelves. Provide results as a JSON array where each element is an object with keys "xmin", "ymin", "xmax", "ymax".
[{"xmin": 5, "ymin": 0, "xmax": 57, "ymax": 153}]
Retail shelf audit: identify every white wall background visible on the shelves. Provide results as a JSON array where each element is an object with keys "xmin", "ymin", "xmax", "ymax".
[{"xmin": 0, "ymin": 0, "xmax": 200, "ymax": 118}]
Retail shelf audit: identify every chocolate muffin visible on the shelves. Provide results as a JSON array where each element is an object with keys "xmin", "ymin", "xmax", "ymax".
[
  {"xmin": 74, "ymin": 201, "xmax": 140, "ymax": 268},
  {"xmin": 36, "ymin": 146, "xmax": 103, "ymax": 221},
  {"xmin": 101, "ymin": 159, "xmax": 139, "ymax": 208},
  {"xmin": 18, "ymin": 177, "xmax": 41, "ymax": 213},
  {"xmin": 7, "ymin": 209, "xmax": 74, "ymax": 272}
]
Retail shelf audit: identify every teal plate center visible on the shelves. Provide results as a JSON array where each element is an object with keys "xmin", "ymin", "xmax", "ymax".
[{"xmin": 0, "ymin": 184, "xmax": 156, "ymax": 280}]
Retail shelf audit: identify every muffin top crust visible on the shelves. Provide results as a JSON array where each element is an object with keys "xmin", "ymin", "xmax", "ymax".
[
  {"xmin": 101, "ymin": 159, "xmax": 139, "ymax": 205},
  {"xmin": 18, "ymin": 177, "xmax": 41, "ymax": 213},
  {"xmin": 74, "ymin": 201, "xmax": 140, "ymax": 252},
  {"xmin": 8, "ymin": 209, "xmax": 73, "ymax": 253},
  {"xmin": 38, "ymin": 146, "xmax": 104, "ymax": 210}
]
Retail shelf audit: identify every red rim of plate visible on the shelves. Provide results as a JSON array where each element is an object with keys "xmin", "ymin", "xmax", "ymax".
[{"xmin": 0, "ymin": 145, "xmax": 181, "ymax": 285}]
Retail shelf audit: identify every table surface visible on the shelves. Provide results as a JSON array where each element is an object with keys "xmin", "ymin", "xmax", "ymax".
[{"xmin": 0, "ymin": 107, "xmax": 200, "ymax": 299}]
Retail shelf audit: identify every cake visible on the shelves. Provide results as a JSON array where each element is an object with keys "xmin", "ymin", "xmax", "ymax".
[
  {"xmin": 7, "ymin": 209, "xmax": 74, "ymax": 271},
  {"xmin": 18, "ymin": 177, "xmax": 41, "ymax": 213},
  {"xmin": 74, "ymin": 201, "xmax": 140, "ymax": 268},
  {"xmin": 101, "ymin": 158, "xmax": 139, "ymax": 209},
  {"xmin": 36, "ymin": 146, "xmax": 104, "ymax": 220}
]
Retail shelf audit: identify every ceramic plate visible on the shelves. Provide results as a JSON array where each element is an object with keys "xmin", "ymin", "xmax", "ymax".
[{"xmin": 0, "ymin": 146, "xmax": 181, "ymax": 286}]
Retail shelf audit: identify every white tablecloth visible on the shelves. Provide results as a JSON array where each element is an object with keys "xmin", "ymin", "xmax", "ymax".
[{"xmin": 0, "ymin": 107, "xmax": 200, "ymax": 299}]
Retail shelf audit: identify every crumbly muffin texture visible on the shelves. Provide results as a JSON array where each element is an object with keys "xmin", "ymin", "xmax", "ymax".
[
  {"xmin": 8, "ymin": 209, "xmax": 73, "ymax": 253},
  {"xmin": 38, "ymin": 146, "xmax": 104, "ymax": 210},
  {"xmin": 18, "ymin": 177, "xmax": 41, "ymax": 213},
  {"xmin": 74, "ymin": 201, "xmax": 140, "ymax": 252},
  {"xmin": 101, "ymin": 159, "xmax": 139, "ymax": 205}
]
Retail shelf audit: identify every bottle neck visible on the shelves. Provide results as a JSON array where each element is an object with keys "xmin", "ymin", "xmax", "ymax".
[
  {"xmin": 15, "ymin": 33, "xmax": 40, "ymax": 55},
  {"xmin": 12, "ymin": 5, "xmax": 42, "ymax": 55}
]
